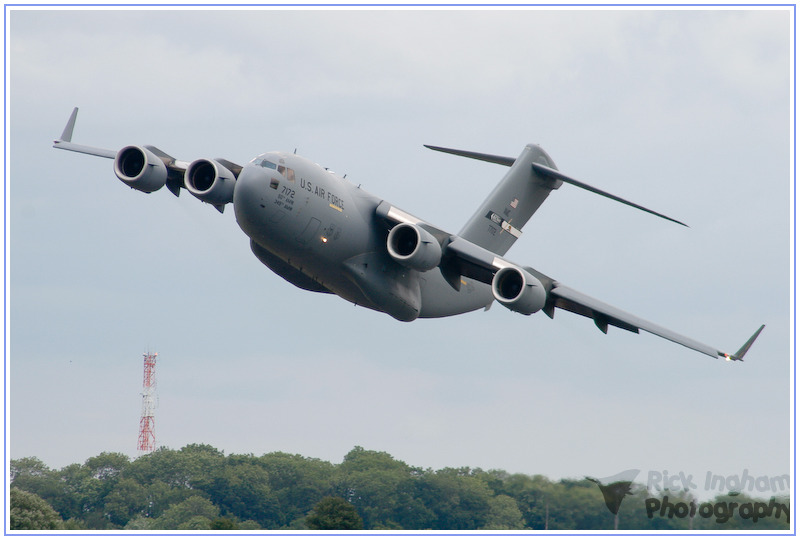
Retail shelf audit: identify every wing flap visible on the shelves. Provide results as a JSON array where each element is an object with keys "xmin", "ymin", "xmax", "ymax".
[{"xmin": 551, "ymin": 292, "xmax": 640, "ymax": 334}]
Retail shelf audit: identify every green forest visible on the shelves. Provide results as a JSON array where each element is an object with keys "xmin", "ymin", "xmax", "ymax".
[{"xmin": 9, "ymin": 444, "xmax": 791, "ymax": 531}]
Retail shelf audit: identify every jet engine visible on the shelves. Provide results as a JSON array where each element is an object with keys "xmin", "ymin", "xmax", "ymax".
[
  {"xmin": 185, "ymin": 159, "xmax": 236, "ymax": 206},
  {"xmin": 113, "ymin": 145, "xmax": 168, "ymax": 193},
  {"xmin": 386, "ymin": 223, "xmax": 442, "ymax": 272},
  {"xmin": 492, "ymin": 265, "xmax": 547, "ymax": 315}
]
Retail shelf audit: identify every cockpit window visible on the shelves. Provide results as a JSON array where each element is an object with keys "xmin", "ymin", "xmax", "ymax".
[
  {"xmin": 252, "ymin": 158, "xmax": 277, "ymax": 170},
  {"xmin": 250, "ymin": 156, "xmax": 295, "ymax": 181},
  {"xmin": 278, "ymin": 165, "xmax": 296, "ymax": 182}
]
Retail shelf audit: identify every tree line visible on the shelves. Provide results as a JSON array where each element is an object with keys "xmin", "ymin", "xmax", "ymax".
[{"xmin": 9, "ymin": 444, "xmax": 790, "ymax": 530}]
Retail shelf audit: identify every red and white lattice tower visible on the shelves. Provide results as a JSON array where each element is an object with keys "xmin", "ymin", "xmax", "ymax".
[{"xmin": 136, "ymin": 352, "xmax": 158, "ymax": 454}]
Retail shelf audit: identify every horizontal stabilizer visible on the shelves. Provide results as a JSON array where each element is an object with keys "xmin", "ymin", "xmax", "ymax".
[
  {"xmin": 530, "ymin": 162, "xmax": 688, "ymax": 227},
  {"xmin": 425, "ymin": 143, "xmax": 687, "ymax": 227},
  {"xmin": 424, "ymin": 145, "xmax": 515, "ymax": 166}
]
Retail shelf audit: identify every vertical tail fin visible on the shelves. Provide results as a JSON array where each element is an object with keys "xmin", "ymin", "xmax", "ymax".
[{"xmin": 427, "ymin": 144, "xmax": 561, "ymax": 256}]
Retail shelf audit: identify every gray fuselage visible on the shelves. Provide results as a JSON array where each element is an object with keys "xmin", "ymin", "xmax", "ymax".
[{"xmin": 233, "ymin": 152, "xmax": 492, "ymax": 321}]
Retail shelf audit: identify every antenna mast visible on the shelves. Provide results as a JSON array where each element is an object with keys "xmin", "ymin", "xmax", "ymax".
[{"xmin": 136, "ymin": 351, "xmax": 158, "ymax": 454}]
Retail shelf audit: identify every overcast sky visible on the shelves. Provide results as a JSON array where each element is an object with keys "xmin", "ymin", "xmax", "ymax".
[{"xmin": 7, "ymin": 6, "xmax": 793, "ymax": 501}]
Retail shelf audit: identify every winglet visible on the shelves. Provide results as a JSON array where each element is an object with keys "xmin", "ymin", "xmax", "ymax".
[
  {"xmin": 721, "ymin": 324, "xmax": 765, "ymax": 361},
  {"xmin": 59, "ymin": 107, "xmax": 79, "ymax": 142},
  {"xmin": 53, "ymin": 108, "xmax": 118, "ymax": 159}
]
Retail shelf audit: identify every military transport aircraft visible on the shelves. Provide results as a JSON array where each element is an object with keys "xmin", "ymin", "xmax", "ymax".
[{"xmin": 53, "ymin": 108, "xmax": 764, "ymax": 362}]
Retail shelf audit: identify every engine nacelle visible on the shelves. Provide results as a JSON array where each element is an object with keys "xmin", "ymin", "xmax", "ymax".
[
  {"xmin": 185, "ymin": 159, "xmax": 236, "ymax": 206},
  {"xmin": 386, "ymin": 223, "xmax": 442, "ymax": 272},
  {"xmin": 113, "ymin": 146, "xmax": 168, "ymax": 193},
  {"xmin": 492, "ymin": 266, "xmax": 547, "ymax": 315}
]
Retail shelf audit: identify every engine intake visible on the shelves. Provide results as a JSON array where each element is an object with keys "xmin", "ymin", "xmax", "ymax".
[
  {"xmin": 387, "ymin": 223, "xmax": 442, "ymax": 272},
  {"xmin": 113, "ymin": 146, "xmax": 168, "ymax": 193},
  {"xmin": 185, "ymin": 159, "xmax": 236, "ymax": 206},
  {"xmin": 492, "ymin": 266, "xmax": 547, "ymax": 315}
]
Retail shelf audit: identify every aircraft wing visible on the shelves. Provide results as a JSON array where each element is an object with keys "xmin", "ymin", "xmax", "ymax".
[
  {"xmin": 378, "ymin": 204, "xmax": 764, "ymax": 361},
  {"xmin": 53, "ymin": 107, "xmax": 241, "ymax": 206}
]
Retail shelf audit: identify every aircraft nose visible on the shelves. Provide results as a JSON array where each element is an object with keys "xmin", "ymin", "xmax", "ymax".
[{"xmin": 233, "ymin": 165, "xmax": 272, "ymax": 235}]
